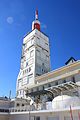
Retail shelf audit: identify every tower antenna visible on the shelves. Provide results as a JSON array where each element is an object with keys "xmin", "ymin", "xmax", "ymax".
[
  {"xmin": 9, "ymin": 90, "xmax": 11, "ymax": 99},
  {"xmin": 35, "ymin": 9, "xmax": 38, "ymax": 20}
]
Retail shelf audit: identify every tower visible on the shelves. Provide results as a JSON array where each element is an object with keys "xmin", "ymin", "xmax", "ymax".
[{"xmin": 16, "ymin": 10, "xmax": 50, "ymax": 98}]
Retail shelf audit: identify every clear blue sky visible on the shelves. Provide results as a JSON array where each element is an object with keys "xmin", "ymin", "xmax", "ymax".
[{"xmin": 0, "ymin": 0, "xmax": 80, "ymax": 98}]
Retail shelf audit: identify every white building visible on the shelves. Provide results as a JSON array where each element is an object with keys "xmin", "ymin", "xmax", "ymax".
[{"xmin": 16, "ymin": 10, "xmax": 50, "ymax": 98}]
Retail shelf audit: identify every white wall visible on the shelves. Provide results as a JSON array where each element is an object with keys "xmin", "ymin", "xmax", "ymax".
[{"xmin": 9, "ymin": 108, "xmax": 79, "ymax": 120}]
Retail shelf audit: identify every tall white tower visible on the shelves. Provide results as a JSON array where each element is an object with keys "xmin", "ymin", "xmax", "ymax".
[{"xmin": 16, "ymin": 10, "xmax": 50, "ymax": 98}]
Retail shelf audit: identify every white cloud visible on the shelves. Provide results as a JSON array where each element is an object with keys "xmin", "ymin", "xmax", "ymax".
[{"xmin": 7, "ymin": 17, "xmax": 14, "ymax": 24}]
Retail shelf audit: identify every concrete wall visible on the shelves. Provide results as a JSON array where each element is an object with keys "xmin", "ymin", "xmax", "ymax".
[
  {"xmin": 0, "ymin": 114, "xmax": 9, "ymax": 120},
  {"xmin": 10, "ymin": 114, "xmax": 29, "ymax": 120},
  {"xmin": 0, "ymin": 110, "xmax": 79, "ymax": 120},
  {"xmin": 9, "ymin": 108, "xmax": 79, "ymax": 120}
]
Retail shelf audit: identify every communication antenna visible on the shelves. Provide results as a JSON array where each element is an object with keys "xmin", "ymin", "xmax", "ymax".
[{"xmin": 9, "ymin": 90, "xmax": 11, "ymax": 99}]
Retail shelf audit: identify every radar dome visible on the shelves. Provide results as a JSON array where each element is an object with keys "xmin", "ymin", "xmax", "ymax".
[{"xmin": 52, "ymin": 95, "xmax": 80, "ymax": 109}]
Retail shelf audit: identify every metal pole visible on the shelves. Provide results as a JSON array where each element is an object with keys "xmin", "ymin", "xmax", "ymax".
[{"xmin": 29, "ymin": 110, "xmax": 30, "ymax": 120}]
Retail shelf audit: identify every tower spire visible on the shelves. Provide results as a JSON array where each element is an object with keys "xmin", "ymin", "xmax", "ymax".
[
  {"xmin": 35, "ymin": 9, "xmax": 38, "ymax": 20},
  {"xmin": 32, "ymin": 9, "xmax": 40, "ymax": 31}
]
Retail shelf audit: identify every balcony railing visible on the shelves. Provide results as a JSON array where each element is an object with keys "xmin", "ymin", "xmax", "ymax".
[{"xmin": 0, "ymin": 107, "xmax": 9, "ymax": 113}]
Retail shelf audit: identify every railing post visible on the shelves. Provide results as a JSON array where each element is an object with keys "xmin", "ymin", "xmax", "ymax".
[{"xmin": 29, "ymin": 109, "xmax": 30, "ymax": 120}]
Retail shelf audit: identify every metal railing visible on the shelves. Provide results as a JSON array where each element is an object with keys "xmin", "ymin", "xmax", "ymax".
[{"xmin": 0, "ymin": 107, "xmax": 9, "ymax": 113}]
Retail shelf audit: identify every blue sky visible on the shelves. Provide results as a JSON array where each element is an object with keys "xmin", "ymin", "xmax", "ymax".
[{"xmin": 0, "ymin": 0, "xmax": 80, "ymax": 97}]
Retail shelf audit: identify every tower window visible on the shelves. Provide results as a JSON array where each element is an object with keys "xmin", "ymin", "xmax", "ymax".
[
  {"xmin": 30, "ymin": 50, "xmax": 34, "ymax": 57},
  {"xmin": 26, "ymin": 62, "xmax": 28, "ymax": 66},
  {"xmin": 17, "ymin": 91, "xmax": 19, "ymax": 96},
  {"xmin": 27, "ymin": 76, "xmax": 29, "ymax": 84},
  {"xmin": 42, "ymin": 69, "xmax": 43, "ymax": 72},
  {"xmin": 22, "ymin": 104, "xmax": 24, "ymax": 106},
  {"xmin": 72, "ymin": 76, "xmax": 75, "ymax": 83},
  {"xmin": 48, "ymin": 84, "xmax": 51, "ymax": 87},
  {"xmin": 16, "ymin": 103, "xmax": 19, "ymax": 107},
  {"xmin": 42, "ymin": 63, "xmax": 44, "ymax": 66},
  {"xmin": 55, "ymin": 81, "xmax": 58, "ymax": 85},
  {"xmin": 31, "ymin": 89, "xmax": 33, "ymax": 92},
  {"xmin": 45, "ymin": 43, "xmax": 48, "ymax": 45},
  {"xmin": 29, "ymin": 67, "xmax": 31, "ymax": 72},
  {"xmin": 43, "ymin": 86, "xmax": 44, "ymax": 90},
  {"xmin": 63, "ymin": 80, "xmax": 66, "ymax": 83},
  {"xmin": 25, "ymin": 69, "xmax": 27, "ymax": 73},
  {"xmin": 37, "ymin": 37, "xmax": 40, "ymax": 39}
]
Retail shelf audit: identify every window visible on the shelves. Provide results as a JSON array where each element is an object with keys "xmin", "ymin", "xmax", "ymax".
[
  {"xmin": 31, "ymin": 37, "xmax": 34, "ymax": 44},
  {"xmin": 22, "ymin": 104, "xmax": 24, "ymax": 106},
  {"xmin": 27, "ymin": 76, "xmax": 29, "ymax": 84},
  {"xmin": 25, "ymin": 69, "xmax": 27, "ymax": 73},
  {"xmin": 29, "ymin": 67, "xmax": 31, "ymax": 72},
  {"xmin": 63, "ymin": 80, "xmax": 66, "ymax": 83},
  {"xmin": 23, "ymin": 70, "xmax": 24, "ymax": 75},
  {"xmin": 35, "ymin": 117, "xmax": 40, "ymax": 120},
  {"xmin": 31, "ymin": 89, "xmax": 33, "ymax": 92},
  {"xmin": 26, "ymin": 62, "xmax": 28, "ymax": 66},
  {"xmin": 20, "ymin": 91, "xmax": 21, "ymax": 95},
  {"xmin": 45, "ymin": 43, "xmax": 48, "ymax": 45},
  {"xmin": 43, "ymin": 86, "xmax": 44, "ymax": 90},
  {"xmin": 42, "ymin": 69, "xmax": 43, "ymax": 72},
  {"xmin": 16, "ymin": 103, "xmax": 19, "ymax": 107},
  {"xmin": 18, "ymin": 81, "xmax": 22, "ymax": 88},
  {"xmin": 37, "ymin": 37, "xmax": 40, "ymax": 39},
  {"xmin": 26, "ymin": 53, "xmax": 30, "ymax": 59},
  {"xmin": 36, "ymin": 73, "xmax": 40, "ymax": 76},
  {"xmin": 30, "ymin": 50, "xmax": 34, "ymax": 57},
  {"xmin": 23, "ymin": 77, "xmax": 27, "ymax": 85},
  {"xmin": 42, "ymin": 63, "xmax": 44, "ymax": 66},
  {"xmin": 42, "ymin": 48, "xmax": 44, "ymax": 50},
  {"xmin": 28, "ymin": 74, "xmax": 33, "ymax": 84},
  {"xmin": 72, "ymin": 76, "xmax": 75, "ymax": 83},
  {"xmin": 55, "ymin": 81, "xmax": 58, "ymax": 85},
  {"xmin": 17, "ymin": 91, "xmax": 19, "ymax": 96},
  {"xmin": 28, "ymin": 59, "xmax": 34, "ymax": 65},
  {"xmin": 23, "ymin": 70, "xmax": 27, "ymax": 75},
  {"xmin": 48, "ymin": 84, "xmax": 51, "ymax": 87},
  {"xmin": 27, "ymin": 40, "xmax": 31, "ymax": 47}
]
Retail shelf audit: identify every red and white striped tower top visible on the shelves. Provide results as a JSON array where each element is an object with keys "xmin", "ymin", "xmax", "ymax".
[{"xmin": 32, "ymin": 9, "xmax": 40, "ymax": 31}]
